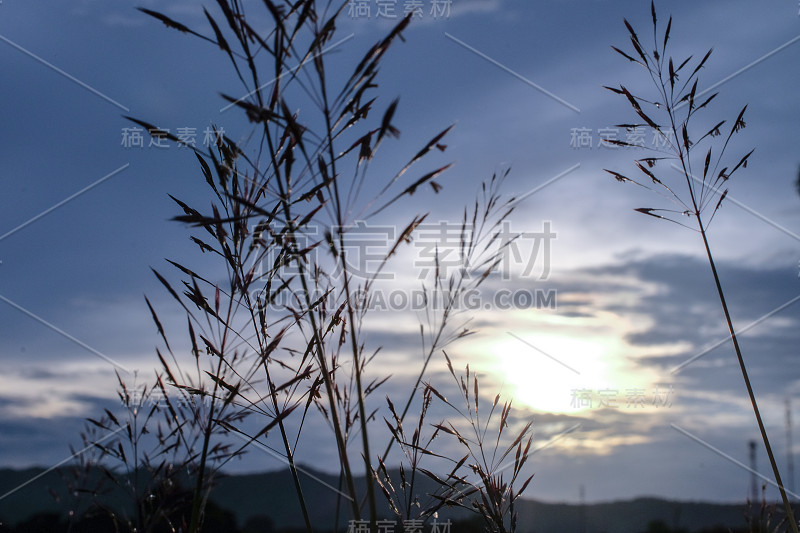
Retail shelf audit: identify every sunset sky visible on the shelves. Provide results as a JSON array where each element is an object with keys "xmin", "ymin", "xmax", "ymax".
[{"xmin": 2, "ymin": 0, "xmax": 800, "ymax": 506}]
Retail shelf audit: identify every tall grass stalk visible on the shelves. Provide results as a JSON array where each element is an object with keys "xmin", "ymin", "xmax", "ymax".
[{"xmin": 606, "ymin": 4, "xmax": 798, "ymax": 531}]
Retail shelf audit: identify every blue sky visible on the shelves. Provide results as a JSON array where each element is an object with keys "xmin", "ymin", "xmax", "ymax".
[{"xmin": 2, "ymin": 0, "xmax": 800, "ymax": 507}]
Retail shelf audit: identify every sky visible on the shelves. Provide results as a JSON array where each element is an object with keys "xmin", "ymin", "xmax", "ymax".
[{"xmin": 2, "ymin": 0, "xmax": 800, "ymax": 509}]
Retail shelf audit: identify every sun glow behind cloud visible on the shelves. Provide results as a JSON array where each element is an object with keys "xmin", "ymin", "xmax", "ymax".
[
  {"xmin": 493, "ymin": 332, "xmax": 622, "ymax": 414},
  {"xmin": 472, "ymin": 300, "xmax": 687, "ymax": 421}
]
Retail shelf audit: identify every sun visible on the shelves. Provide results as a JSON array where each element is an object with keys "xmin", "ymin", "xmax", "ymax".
[{"xmin": 489, "ymin": 333, "xmax": 625, "ymax": 414}]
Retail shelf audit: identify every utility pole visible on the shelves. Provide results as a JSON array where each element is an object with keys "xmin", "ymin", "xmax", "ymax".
[
  {"xmin": 788, "ymin": 398, "xmax": 795, "ymax": 497},
  {"xmin": 750, "ymin": 440, "xmax": 759, "ymax": 505}
]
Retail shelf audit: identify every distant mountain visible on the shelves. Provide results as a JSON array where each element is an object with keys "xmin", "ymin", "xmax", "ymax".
[{"xmin": 0, "ymin": 466, "xmax": 774, "ymax": 532}]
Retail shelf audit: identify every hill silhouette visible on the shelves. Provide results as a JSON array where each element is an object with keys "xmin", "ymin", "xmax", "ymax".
[{"xmin": 0, "ymin": 466, "xmax": 777, "ymax": 532}]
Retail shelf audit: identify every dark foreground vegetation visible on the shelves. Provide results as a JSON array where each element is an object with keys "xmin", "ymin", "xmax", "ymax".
[{"xmin": 1, "ymin": 467, "xmax": 794, "ymax": 533}]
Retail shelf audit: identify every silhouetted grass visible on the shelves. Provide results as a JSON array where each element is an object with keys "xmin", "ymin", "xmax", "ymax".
[{"xmin": 67, "ymin": 1, "xmax": 533, "ymax": 532}]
